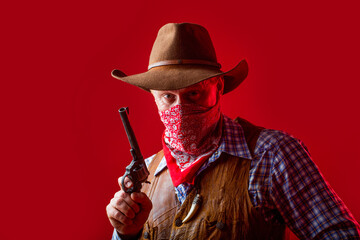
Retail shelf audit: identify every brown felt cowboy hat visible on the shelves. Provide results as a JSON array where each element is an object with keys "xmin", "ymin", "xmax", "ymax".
[{"xmin": 111, "ymin": 23, "xmax": 248, "ymax": 94}]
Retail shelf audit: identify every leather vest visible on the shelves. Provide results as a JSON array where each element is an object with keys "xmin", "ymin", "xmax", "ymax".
[{"xmin": 140, "ymin": 118, "xmax": 287, "ymax": 240}]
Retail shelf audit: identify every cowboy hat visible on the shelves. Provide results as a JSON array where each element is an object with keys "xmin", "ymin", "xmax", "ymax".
[{"xmin": 111, "ymin": 23, "xmax": 248, "ymax": 94}]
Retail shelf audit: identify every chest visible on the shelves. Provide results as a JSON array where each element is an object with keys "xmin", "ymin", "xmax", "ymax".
[{"xmin": 141, "ymin": 153, "xmax": 286, "ymax": 240}]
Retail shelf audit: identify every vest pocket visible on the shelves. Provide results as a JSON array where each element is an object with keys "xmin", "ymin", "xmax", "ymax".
[{"xmin": 198, "ymin": 216, "xmax": 233, "ymax": 240}]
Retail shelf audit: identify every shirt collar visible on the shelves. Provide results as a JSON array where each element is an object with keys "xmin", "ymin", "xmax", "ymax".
[
  {"xmin": 219, "ymin": 115, "xmax": 252, "ymax": 159},
  {"xmin": 154, "ymin": 114, "xmax": 252, "ymax": 176}
]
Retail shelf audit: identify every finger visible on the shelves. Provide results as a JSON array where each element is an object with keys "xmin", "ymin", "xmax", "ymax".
[
  {"xmin": 131, "ymin": 192, "xmax": 153, "ymax": 212},
  {"xmin": 106, "ymin": 203, "xmax": 133, "ymax": 225},
  {"xmin": 118, "ymin": 176, "xmax": 134, "ymax": 190},
  {"xmin": 114, "ymin": 190, "xmax": 141, "ymax": 213},
  {"xmin": 110, "ymin": 197, "xmax": 136, "ymax": 219},
  {"xmin": 110, "ymin": 209, "xmax": 133, "ymax": 225}
]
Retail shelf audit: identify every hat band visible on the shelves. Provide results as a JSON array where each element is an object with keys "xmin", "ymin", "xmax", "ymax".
[{"xmin": 148, "ymin": 59, "xmax": 221, "ymax": 70}]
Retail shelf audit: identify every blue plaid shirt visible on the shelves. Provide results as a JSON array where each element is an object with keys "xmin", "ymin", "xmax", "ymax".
[{"xmin": 112, "ymin": 115, "xmax": 360, "ymax": 239}]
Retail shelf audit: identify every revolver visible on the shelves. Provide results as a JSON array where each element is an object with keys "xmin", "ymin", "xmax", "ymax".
[{"xmin": 118, "ymin": 107, "xmax": 150, "ymax": 193}]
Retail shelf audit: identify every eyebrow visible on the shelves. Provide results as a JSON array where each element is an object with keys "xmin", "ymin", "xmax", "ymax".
[
  {"xmin": 153, "ymin": 83, "xmax": 205, "ymax": 96},
  {"xmin": 184, "ymin": 83, "xmax": 206, "ymax": 92}
]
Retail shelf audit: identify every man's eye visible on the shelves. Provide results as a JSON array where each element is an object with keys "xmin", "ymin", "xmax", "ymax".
[
  {"xmin": 188, "ymin": 91, "xmax": 200, "ymax": 99},
  {"xmin": 163, "ymin": 94, "xmax": 175, "ymax": 100}
]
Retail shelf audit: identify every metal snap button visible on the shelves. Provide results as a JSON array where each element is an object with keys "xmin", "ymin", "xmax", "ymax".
[
  {"xmin": 143, "ymin": 231, "xmax": 150, "ymax": 239},
  {"xmin": 216, "ymin": 221, "xmax": 225, "ymax": 230},
  {"xmin": 175, "ymin": 218, "xmax": 183, "ymax": 227}
]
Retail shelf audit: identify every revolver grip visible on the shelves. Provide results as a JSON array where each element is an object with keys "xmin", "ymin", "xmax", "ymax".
[{"xmin": 121, "ymin": 161, "xmax": 149, "ymax": 193}]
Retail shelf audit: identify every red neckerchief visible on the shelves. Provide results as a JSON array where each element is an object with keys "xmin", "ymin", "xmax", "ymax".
[{"xmin": 160, "ymin": 103, "xmax": 222, "ymax": 187}]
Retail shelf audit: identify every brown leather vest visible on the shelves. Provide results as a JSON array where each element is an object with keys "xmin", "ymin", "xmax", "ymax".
[{"xmin": 140, "ymin": 118, "xmax": 287, "ymax": 240}]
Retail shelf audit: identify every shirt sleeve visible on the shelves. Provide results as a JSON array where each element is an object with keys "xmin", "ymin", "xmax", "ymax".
[
  {"xmin": 111, "ymin": 229, "xmax": 142, "ymax": 240},
  {"xmin": 111, "ymin": 229, "xmax": 121, "ymax": 240},
  {"xmin": 270, "ymin": 134, "xmax": 360, "ymax": 239}
]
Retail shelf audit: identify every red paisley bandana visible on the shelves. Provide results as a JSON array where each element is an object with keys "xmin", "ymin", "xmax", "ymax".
[{"xmin": 159, "ymin": 102, "xmax": 222, "ymax": 186}]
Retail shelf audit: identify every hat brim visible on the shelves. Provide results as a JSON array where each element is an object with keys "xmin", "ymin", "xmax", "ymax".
[{"xmin": 111, "ymin": 59, "xmax": 248, "ymax": 94}]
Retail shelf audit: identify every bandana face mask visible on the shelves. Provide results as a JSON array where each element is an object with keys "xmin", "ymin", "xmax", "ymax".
[
  {"xmin": 160, "ymin": 103, "xmax": 221, "ymax": 155},
  {"xmin": 159, "ymin": 101, "xmax": 223, "ymax": 186}
]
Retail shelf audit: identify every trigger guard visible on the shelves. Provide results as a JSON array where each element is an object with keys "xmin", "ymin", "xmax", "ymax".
[{"xmin": 121, "ymin": 174, "xmax": 134, "ymax": 193}]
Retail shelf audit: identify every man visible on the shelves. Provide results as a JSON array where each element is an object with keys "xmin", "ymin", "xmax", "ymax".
[{"xmin": 106, "ymin": 23, "xmax": 360, "ymax": 239}]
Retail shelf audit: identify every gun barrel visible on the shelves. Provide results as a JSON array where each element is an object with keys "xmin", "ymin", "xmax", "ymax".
[
  {"xmin": 118, "ymin": 107, "xmax": 149, "ymax": 193},
  {"xmin": 119, "ymin": 107, "xmax": 143, "ymax": 159}
]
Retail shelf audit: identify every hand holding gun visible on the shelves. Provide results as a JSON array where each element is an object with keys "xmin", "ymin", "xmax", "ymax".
[
  {"xmin": 106, "ymin": 107, "xmax": 152, "ymax": 238},
  {"xmin": 118, "ymin": 107, "xmax": 150, "ymax": 193}
]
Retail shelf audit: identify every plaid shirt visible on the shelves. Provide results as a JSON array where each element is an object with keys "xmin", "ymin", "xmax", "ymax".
[{"xmin": 112, "ymin": 115, "xmax": 360, "ymax": 239}]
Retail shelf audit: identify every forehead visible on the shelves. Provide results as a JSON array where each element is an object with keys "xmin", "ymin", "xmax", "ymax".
[{"xmin": 151, "ymin": 77, "xmax": 218, "ymax": 94}]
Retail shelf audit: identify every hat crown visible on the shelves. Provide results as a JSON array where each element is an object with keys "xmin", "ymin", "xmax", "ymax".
[
  {"xmin": 149, "ymin": 23, "xmax": 218, "ymax": 66},
  {"xmin": 112, "ymin": 22, "xmax": 248, "ymax": 94}
]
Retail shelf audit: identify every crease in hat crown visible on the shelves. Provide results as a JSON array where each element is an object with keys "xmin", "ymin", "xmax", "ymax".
[
  {"xmin": 147, "ymin": 23, "xmax": 221, "ymax": 70},
  {"xmin": 111, "ymin": 22, "xmax": 248, "ymax": 94}
]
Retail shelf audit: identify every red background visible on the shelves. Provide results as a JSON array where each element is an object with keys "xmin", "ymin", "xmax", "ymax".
[{"xmin": 1, "ymin": 0, "xmax": 359, "ymax": 239}]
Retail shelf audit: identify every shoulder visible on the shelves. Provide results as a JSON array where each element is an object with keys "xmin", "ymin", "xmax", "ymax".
[
  {"xmin": 227, "ymin": 115, "xmax": 305, "ymax": 154},
  {"xmin": 253, "ymin": 127, "xmax": 313, "ymax": 178},
  {"xmin": 257, "ymin": 129, "xmax": 294, "ymax": 149},
  {"xmin": 145, "ymin": 150, "xmax": 167, "ymax": 176},
  {"xmin": 256, "ymin": 128, "xmax": 308, "ymax": 156}
]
